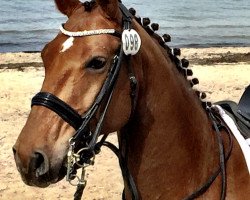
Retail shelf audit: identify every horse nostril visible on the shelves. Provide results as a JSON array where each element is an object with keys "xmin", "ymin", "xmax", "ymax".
[
  {"xmin": 31, "ymin": 151, "xmax": 49, "ymax": 177},
  {"xmin": 34, "ymin": 152, "xmax": 44, "ymax": 169}
]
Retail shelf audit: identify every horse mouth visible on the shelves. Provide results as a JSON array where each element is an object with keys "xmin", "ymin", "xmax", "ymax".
[{"xmin": 20, "ymin": 160, "xmax": 68, "ymax": 188}]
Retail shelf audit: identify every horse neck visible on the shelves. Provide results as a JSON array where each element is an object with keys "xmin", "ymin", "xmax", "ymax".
[{"xmin": 121, "ymin": 26, "xmax": 219, "ymax": 199}]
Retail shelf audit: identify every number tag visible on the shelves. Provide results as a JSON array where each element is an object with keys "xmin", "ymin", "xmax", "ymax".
[{"xmin": 122, "ymin": 29, "xmax": 141, "ymax": 55}]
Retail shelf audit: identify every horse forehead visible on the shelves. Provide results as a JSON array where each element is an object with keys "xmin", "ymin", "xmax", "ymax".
[{"xmin": 42, "ymin": 10, "xmax": 119, "ymax": 63}]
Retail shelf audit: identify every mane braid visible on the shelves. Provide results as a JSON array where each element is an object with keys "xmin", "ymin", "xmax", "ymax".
[
  {"xmin": 128, "ymin": 7, "xmax": 211, "ymax": 109},
  {"xmin": 82, "ymin": 0, "xmax": 96, "ymax": 12}
]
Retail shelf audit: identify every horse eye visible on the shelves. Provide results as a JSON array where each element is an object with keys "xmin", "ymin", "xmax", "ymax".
[{"xmin": 86, "ymin": 57, "xmax": 106, "ymax": 70}]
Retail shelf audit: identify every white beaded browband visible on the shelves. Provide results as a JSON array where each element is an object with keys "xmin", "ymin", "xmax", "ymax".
[{"xmin": 60, "ymin": 24, "xmax": 117, "ymax": 37}]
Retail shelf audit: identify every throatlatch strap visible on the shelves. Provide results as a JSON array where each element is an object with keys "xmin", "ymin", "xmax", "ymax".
[{"xmin": 32, "ymin": 92, "xmax": 82, "ymax": 130}]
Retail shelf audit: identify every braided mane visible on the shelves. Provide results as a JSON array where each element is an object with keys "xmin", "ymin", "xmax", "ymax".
[{"xmin": 82, "ymin": 0, "xmax": 210, "ymax": 109}]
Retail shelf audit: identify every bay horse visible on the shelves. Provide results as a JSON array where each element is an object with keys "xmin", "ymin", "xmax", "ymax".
[{"xmin": 13, "ymin": 0, "xmax": 249, "ymax": 199}]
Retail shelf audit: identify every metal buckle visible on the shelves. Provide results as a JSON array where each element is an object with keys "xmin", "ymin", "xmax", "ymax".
[{"xmin": 66, "ymin": 138, "xmax": 95, "ymax": 187}]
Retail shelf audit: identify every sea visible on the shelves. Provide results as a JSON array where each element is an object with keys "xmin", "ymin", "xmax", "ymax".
[{"xmin": 0, "ymin": 0, "xmax": 250, "ymax": 52}]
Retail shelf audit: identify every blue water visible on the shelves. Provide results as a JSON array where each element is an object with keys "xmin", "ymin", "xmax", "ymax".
[{"xmin": 0, "ymin": 0, "xmax": 250, "ymax": 52}]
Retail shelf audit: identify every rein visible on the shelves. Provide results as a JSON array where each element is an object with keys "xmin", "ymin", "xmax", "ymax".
[{"xmin": 184, "ymin": 107, "xmax": 233, "ymax": 200}]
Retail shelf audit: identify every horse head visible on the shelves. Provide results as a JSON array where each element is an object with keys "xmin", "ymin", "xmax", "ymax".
[{"xmin": 13, "ymin": 0, "xmax": 135, "ymax": 187}]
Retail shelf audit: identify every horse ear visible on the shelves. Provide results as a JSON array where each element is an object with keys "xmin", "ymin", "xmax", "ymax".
[
  {"xmin": 96, "ymin": 0, "xmax": 121, "ymax": 20},
  {"xmin": 54, "ymin": 0, "xmax": 81, "ymax": 17}
]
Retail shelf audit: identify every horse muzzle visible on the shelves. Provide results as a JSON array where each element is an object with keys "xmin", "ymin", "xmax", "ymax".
[{"xmin": 12, "ymin": 146, "xmax": 67, "ymax": 187}]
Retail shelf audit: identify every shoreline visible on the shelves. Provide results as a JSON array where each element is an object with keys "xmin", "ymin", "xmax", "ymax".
[{"xmin": 0, "ymin": 47, "xmax": 250, "ymax": 69}]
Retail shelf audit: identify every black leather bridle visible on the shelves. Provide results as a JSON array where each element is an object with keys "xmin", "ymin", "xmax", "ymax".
[{"xmin": 32, "ymin": 3, "xmax": 139, "ymax": 200}]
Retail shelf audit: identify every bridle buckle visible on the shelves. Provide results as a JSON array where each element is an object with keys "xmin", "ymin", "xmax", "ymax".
[{"xmin": 66, "ymin": 140, "xmax": 95, "ymax": 188}]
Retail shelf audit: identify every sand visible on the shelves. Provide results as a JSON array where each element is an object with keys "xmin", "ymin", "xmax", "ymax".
[{"xmin": 0, "ymin": 47, "xmax": 250, "ymax": 199}]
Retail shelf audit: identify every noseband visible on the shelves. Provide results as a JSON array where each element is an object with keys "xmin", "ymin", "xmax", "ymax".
[{"xmin": 32, "ymin": 3, "xmax": 139, "ymax": 200}]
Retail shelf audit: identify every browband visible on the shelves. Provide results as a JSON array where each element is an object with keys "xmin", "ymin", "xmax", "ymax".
[{"xmin": 60, "ymin": 24, "xmax": 121, "ymax": 38}]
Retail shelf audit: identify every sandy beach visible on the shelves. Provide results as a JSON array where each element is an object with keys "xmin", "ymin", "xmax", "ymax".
[{"xmin": 1, "ymin": 47, "xmax": 250, "ymax": 199}]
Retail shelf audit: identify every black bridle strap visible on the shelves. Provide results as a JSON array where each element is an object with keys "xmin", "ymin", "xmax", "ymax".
[
  {"xmin": 70, "ymin": 3, "xmax": 135, "ymax": 145},
  {"xmin": 119, "ymin": 3, "xmax": 132, "ymax": 24},
  {"xmin": 126, "ymin": 55, "xmax": 138, "ymax": 118},
  {"xmin": 32, "ymin": 92, "xmax": 82, "ymax": 130},
  {"xmin": 210, "ymin": 110, "xmax": 226, "ymax": 200},
  {"xmin": 87, "ymin": 87, "xmax": 115, "ymax": 151},
  {"xmin": 71, "ymin": 47, "xmax": 124, "ymax": 145}
]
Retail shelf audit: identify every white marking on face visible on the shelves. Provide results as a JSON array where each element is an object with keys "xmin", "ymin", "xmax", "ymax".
[{"xmin": 60, "ymin": 37, "xmax": 74, "ymax": 53}]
